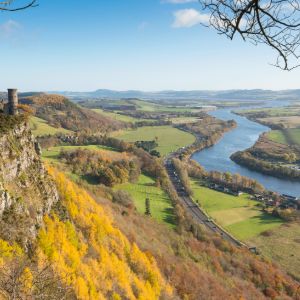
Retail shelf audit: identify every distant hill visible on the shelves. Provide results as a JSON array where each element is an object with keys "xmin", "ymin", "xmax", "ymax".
[
  {"xmin": 52, "ymin": 89, "xmax": 300, "ymax": 101},
  {"xmin": 20, "ymin": 94, "xmax": 128, "ymax": 133}
]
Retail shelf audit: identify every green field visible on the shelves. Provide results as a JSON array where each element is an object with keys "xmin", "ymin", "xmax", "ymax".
[
  {"xmin": 115, "ymin": 174, "xmax": 175, "ymax": 227},
  {"xmin": 237, "ymin": 106, "xmax": 300, "ymax": 117},
  {"xmin": 171, "ymin": 117, "xmax": 200, "ymax": 124},
  {"xmin": 249, "ymin": 223, "xmax": 300, "ymax": 280},
  {"xmin": 30, "ymin": 116, "xmax": 72, "ymax": 136},
  {"xmin": 267, "ymin": 130, "xmax": 288, "ymax": 144},
  {"xmin": 267, "ymin": 129, "xmax": 300, "ymax": 146},
  {"xmin": 42, "ymin": 145, "xmax": 116, "ymax": 162},
  {"xmin": 92, "ymin": 109, "xmax": 149, "ymax": 123},
  {"xmin": 115, "ymin": 126, "xmax": 195, "ymax": 156},
  {"xmin": 130, "ymin": 99, "xmax": 202, "ymax": 113},
  {"xmin": 191, "ymin": 180, "xmax": 283, "ymax": 240}
]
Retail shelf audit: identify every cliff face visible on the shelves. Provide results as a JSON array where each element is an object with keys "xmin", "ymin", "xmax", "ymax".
[{"xmin": 0, "ymin": 118, "xmax": 58, "ymax": 247}]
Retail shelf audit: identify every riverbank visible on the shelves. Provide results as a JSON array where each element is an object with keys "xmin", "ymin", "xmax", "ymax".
[
  {"xmin": 175, "ymin": 114, "xmax": 237, "ymax": 159},
  {"xmin": 192, "ymin": 108, "xmax": 300, "ymax": 197},
  {"xmin": 231, "ymin": 133, "xmax": 300, "ymax": 181}
]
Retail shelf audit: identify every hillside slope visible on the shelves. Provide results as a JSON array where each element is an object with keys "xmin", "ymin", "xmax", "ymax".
[
  {"xmin": 21, "ymin": 94, "xmax": 128, "ymax": 134},
  {"xmin": 0, "ymin": 115, "xmax": 172, "ymax": 299}
]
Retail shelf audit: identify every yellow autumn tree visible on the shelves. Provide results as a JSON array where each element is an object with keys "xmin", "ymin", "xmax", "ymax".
[{"xmin": 38, "ymin": 167, "xmax": 172, "ymax": 300}]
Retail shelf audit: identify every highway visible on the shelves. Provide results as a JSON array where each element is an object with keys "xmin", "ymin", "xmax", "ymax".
[{"xmin": 165, "ymin": 157, "xmax": 246, "ymax": 248}]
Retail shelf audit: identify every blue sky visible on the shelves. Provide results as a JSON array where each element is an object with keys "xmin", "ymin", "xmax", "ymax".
[{"xmin": 0, "ymin": 0, "xmax": 300, "ymax": 91}]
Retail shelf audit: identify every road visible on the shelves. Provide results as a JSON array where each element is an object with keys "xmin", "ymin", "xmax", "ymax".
[{"xmin": 165, "ymin": 155, "xmax": 246, "ymax": 248}]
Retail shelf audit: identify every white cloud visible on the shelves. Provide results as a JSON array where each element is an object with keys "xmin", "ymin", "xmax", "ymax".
[
  {"xmin": 172, "ymin": 9, "xmax": 210, "ymax": 28},
  {"xmin": 162, "ymin": 0, "xmax": 198, "ymax": 3},
  {"xmin": 0, "ymin": 20, "xmax": 21, "ymax": 38}
]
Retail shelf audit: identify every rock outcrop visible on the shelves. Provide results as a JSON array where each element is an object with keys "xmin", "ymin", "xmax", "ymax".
[{"xmin": 0, "ymin": 117, "xmax": 58, "ymax": 247}]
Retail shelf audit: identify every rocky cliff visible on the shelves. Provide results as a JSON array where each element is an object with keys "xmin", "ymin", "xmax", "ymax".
[{"xmin": 0, "ymin": 115, "xmax": 58, "ymax": 247}]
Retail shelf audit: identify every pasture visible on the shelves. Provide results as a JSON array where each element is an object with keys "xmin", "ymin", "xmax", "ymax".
[
  {"xmin": 249, "ymin": 223, "xmax": 300, "ymax": 280},
  {"xmin": 267, "ymin": 129, "xmax": 300, "ymax": 146},
  {"xmin": 30, "ymin": 116, "xmax": 72, "ymax": 136},
  {"xmin": 259, "ymin": 116, "xmax": 300, "ymax": 129},
  {"xmin": 115, "ymin": 174, "xmax": 175, "ymax": 227},
  {"xmin": 170, "ymin": 117, "xmax": 200, "ymax": 124},
  {"xmin": 191, "ymin": 180, "xmax": 283, "ymax": 240},
  {"xmin": 115, "ymin": 126, "xmax": 195, "ymax": 156},
  {"xmin": 92, "ymin": 108, "xmax": 149, "ymax": 123}
]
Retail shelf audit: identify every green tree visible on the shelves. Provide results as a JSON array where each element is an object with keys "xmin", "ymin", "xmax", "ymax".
[{"xmin": 145, "ymin": 197, "xmax": 151, "ymax": 216}]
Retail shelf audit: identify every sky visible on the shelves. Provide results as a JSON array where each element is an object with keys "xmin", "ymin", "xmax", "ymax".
[{"xmin": 0, "ymin": 0, "xmax": 300, "ymax": 91}]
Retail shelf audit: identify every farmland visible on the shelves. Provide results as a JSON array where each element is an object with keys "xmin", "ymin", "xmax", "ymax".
[
  {"xmin": 191, "ymin": 180, "xmax": 283, "ymax": 240},
  {"xmin": 114, "ymin": 125, "xmax": 195, "ymax": 156},
  {"xmin": 236, "ymin": 105, "xmax": 300, "ymax": 130},
  {"xmin": 92, "ymin": 108, "xmax": 149, "ymax": 123},
  {"xmin": 115, "ymin": 174, "xmax": 175, "ymax": 227}
]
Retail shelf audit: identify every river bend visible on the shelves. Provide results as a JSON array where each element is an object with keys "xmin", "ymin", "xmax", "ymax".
[{"xmin": 191, "ymin": 108, "xmax": 300, "ymax": 197}]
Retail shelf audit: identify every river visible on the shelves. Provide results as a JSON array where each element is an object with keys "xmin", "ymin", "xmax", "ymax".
[{"xmin": 191, "ymin": 106, "xmax": 300, "ymax": 197}]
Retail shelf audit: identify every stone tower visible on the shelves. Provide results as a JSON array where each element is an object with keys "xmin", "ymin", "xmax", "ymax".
[{"xmin": 7, "ymin": 89, "xmax": 18, "ymax": 115}]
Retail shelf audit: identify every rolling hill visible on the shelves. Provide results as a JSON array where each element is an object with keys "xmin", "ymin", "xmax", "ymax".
[{"xmin": 20, "ymin": 94, "xmax": 129, "ymax": 134}]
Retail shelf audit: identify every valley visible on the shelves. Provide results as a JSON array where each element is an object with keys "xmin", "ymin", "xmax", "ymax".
[{"xmin": 1, "ymin": 90, "xmax": 300, "ymax": 299}]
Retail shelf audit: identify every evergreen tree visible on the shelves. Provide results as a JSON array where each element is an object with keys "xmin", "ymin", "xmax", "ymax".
[{"xmin": 145, "ymin": 198, "xmax": 151, "ymax": 216}]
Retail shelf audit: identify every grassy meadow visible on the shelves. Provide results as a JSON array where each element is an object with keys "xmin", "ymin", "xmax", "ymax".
[
  {"xmin": 115, "ymin": 174, "xmax": 175, "ymax": 227},
  {"xmin": 267, "ymin": 129, "xmax": 300, "ymax": 146},
  {"xmin": 170, "ymin": 117, "xmax": 200, "ymax": 124},
  {"xmin": 249, "ymin": 223, "xmax": 300, "ymax": 280},
  {"xmin": 92, "ymin": 108, "xmax": 150, "ymax": 123},
  {"xmin": 30, "ymin": 116, "xmax": 72, "ymax": 136},
  {"xmin": 191, "ymin": 180, "xmax": 283, "ymax": 240},
  {"xmin": 42, "ymin": 145, "xmax": 116, "ymax": 162},
  {"xmin": 114, "ymin": 125, "xmax": 195, "ymax": 156}
]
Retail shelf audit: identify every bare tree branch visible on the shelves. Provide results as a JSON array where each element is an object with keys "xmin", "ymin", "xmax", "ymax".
[
  {"xmin": 200, "ymin": 0, "xmax": 300, "ymax": 70},
  {"xmin": 0, "ymin": 0, "xmax": 38, "ymax": 11}
]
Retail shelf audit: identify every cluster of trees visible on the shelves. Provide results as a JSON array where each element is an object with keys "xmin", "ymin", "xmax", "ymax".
[
  {"xmin": 231, "ymin": 151, "xmax": 300, "ymax": 181},
  {"xmin": 135, "ymin": 140, "xmax": 158, "ymax": 152},
  {"xmin": 134, "ymin": 120, "xmax": 171, "ymax": 127},
  {"xmin": 178, "ymin": 115, "xmax": 236, "ymax": 137},
  {"xmin": 272, "ymin": 208, "xmax": 300, "ymax": 222},
  {"xmin": 247, "ymin": 135, "xmax": 299, "ymax": 163},
  {"xmin": 134, "ymin": 140, "xmax": 160, "ymax": 157},
  {"xmin": 172, "ymin": 158, "xmax": 194, "ymax": 196},
  {"xmin": 0, "ymin": 251, "xmax": 71, "ymax": 299},
  {"xmin": 49, "ymin": 133, "xmax": 167, "ymax": 184},
  {"xmin": 60, "ymin": 148, "xmax": 141, "ymax": 187},
  {"xmin": 207, "ymin": 169, "xmax": 265, "ymax": 194},
  {"xmin": 184, "ymin": 159, "xmax": 265, "ymax": 194},
  {"xmin": 251, "ymin": 148, "xmax": 298, "ymax": 163}
]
